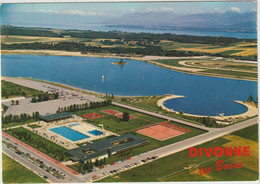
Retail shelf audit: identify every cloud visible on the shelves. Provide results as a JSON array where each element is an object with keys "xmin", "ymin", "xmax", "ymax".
[
  {"xmin": 230, "ymin": 7, "xmax": 241, "ymax": 13},
  {"xmin": 27, "ymin": 9, "xmax": 107, "ymax": 16}
]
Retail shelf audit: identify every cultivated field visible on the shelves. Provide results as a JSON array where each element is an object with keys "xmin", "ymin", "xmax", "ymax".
[{"xmin": 174, "ymin": 42, "xmax": 257, "ymax": 57}]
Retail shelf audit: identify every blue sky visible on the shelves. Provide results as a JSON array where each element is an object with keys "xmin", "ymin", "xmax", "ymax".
[{"xmin": 1, "ymin": 2, "xmax": 256, "ymax": 26}]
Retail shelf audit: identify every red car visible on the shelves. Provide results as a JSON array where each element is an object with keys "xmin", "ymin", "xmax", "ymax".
[
  {"xmin": 110, "ymin": 162, "xmax": 115, "ymax": 165},
  {"xmin": 127, "ymin": 157, "xmax": 131, "ymax": 160}
]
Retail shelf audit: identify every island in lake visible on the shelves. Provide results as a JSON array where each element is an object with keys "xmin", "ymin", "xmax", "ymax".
[{"xmin": 113, "ymin": 59, "xmax": 127, "ymax": 65}]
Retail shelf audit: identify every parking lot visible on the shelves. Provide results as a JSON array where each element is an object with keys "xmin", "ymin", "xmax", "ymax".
[{"xmin": 2, "ymin": 77, "xmax": 103, "ymax": 116}]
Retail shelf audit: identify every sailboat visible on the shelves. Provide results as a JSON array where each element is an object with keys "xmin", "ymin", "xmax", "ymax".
[{"xmin": 102, "ymin": 75, "xmax": 105, "ymax": 80}]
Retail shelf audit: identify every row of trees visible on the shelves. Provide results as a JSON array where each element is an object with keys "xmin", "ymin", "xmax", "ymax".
[
  {"xmin": 2, "ymin": 112, "xmax": 40, "ymax": 125},
  {"xmin": 7, "ymin": 128, "xmax": 67, "ymax": 161},
  {"xmin": 31, "ymin": 92, "xmax": 59, "ymax": 103},
  {"xmin": 56, "ymin": 100, "xmax": 112, "ymax": 113}
]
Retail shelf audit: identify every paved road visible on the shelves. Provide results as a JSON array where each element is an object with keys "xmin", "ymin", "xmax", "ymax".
[
  {"xmin": 2, "ymin": 134, "xmax": 82, "ymax": 183},
  {"xmin": 2, "ymin": 144, "xmax": 59, "ymax": 183},
  {"xmin": 113, "ymin": 102, "xmax": 212, "ymax": 131},
  {"xmin": 2, "ymin": 76, "xmax": 258, "ymax": 182},
  {"xmin": 80, "ymin": 117, "xmax": 258, "ymax": 181}
]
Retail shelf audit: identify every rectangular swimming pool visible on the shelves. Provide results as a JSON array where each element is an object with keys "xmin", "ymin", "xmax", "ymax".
[
  {"xmin": 88, "ymin": 130, "xmax": 103, "ymax": 136},
  {"xmin": 49, "ymin": 126, "xmax": 89, "ymax": 141}
]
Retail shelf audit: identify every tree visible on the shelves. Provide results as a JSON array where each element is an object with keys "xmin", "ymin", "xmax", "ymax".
[
  {"xmin": 122, "ymin": 112, "xmax": 129, "ymax": 121},
  {"xmin": 21, "ymin": 91, "xmax": 26, "ymax": 97},
  {"xmin": 11, "ymin": 100, "xmax": 14, "ymax": 105},
  {"xmin": 16, "ymin": 100, "xmax": 19, "ymax": 105}
]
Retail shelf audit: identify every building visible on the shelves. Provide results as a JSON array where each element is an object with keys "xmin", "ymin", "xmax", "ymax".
[
  {"xmin": 66, "ymin": 133, "xmax": 148, "ymax": 162},
  {"xmin": 40, "ymin": 112, "xmax": 75, "ymax": 122}
]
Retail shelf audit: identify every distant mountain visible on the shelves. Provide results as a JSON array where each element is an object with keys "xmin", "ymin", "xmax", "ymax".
[{"xmin": 103, "ymin": 11, "xmax": 256, "ymax": 33}]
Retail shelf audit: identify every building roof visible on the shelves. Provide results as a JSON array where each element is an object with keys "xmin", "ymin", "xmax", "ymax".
[
  {"xmin": 66, "ymin": 134, "xmax": 148, "ymax": 162},
  {"xmin": 40, "ymin": 112, "xmax": 74, "ymax": 122}
]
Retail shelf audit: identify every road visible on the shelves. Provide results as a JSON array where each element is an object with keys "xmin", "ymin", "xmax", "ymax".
[
  {"xmin": 79, "ymin": 116, "xmax": 258, "ymax": 181},
  {"xmin": 1, "ymin": 76, "xmax": 258, "ymax": 182},
  {"xmin": 2, "ymin": 76, "xmax": 210, "ymax": 131},
  {"xmin": 113, "ymin": 102, "xmax": 212, "ymax": 131},
  {"xmin": 2, "ymin": 133, "xmax": 83, "ymax": 183}
]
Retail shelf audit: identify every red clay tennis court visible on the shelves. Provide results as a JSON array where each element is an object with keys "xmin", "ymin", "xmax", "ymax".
[
  {"xmin": 101, "ymin": 109, "xmax": 121, "ymax": 115},
  {"xmin": 116, "ymin": 114, "xmax": 136, "ymax": 120},
  {"xmin": 137, "ymin": 125, "xmax": 184, "ymax": 141},
  {"xmin": 81, "ymin": 112, "xmax": 104, "ymax": 119}
]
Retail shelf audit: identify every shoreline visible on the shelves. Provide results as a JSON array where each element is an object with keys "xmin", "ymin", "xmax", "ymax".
[
  {"xmin": 2, "ymin": 49, "xmax": 257, "ymax": 82},
  {"xmin": 157, "ymin": 95, "xmax": 258, "ymax": 121},
  {"xmin": 3, "ymin": 76, "xmax": 258, "ymax": 123}
]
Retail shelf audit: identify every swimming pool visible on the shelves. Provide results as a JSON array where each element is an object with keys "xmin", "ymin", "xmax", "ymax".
[
  {"xmin": 88, "ymin": 130, "xmax": 103, "ymax": 136},
  {"xmin": 49, "ymin": 126, "xmax": 89, "ymax": 141},
  {"xmin": 67, "ymin": 123, "xmax": 80, "ymax": 127}
]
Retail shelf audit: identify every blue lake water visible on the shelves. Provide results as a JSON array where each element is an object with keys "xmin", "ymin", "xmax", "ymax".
[
  {"xmin": 1, "ymin": 55, "xmax": 257, "ymax": 116},
  {"xmin": 7, "ymin": 23, "xmax": 256, "ymax": 39},
  {"xmin": 49, "ymin": 126, "xmax": 89, "ymax": 141}
]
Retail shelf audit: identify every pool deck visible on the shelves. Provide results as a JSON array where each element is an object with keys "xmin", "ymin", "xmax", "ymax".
[
  {"xmin": 157, "ymin": 95, "xmax": 258, "ymax": 121},
  {"xmin": 23, "ymin": 116, "xmax": 116, "ymax": 149}
]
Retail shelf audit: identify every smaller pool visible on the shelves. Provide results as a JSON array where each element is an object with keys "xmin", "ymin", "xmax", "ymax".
[
  {"xmin": 88, "ymin": 130, "xmax": 103, "ymax": 136},
  {"xmin": 49, "ymin": 126, "xmax": 89, "ymax": 141},
  {"xmin": 67, "ymin": 123, "xmax": 80, "ymax": 127}
]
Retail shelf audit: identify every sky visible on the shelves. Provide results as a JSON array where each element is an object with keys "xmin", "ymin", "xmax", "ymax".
[{"xmin": 1, "ymin": 1, "xmax": 256, "ymax": 27}]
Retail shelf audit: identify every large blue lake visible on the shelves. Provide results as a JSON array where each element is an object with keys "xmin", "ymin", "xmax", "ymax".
[{"xmin": 1, "ymin": 55, "xmax": 257, "ymax": 116}]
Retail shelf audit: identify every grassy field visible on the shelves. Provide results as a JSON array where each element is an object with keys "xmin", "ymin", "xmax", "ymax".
[
  {"xmin": 2, "ymin": 153, "xmax": 47, "ymax": 183},
  {"xmin": 200, "ymin": 69, "xmax": 257, "ymax": 78},
  {"xmin": 6, "ymin": 127, "xmax": 70, "ymax": 161},
  {"xmin": 1, "ymin": 80, "xmax": 44, "ymax": 99},
  {"xmin": 98, "ymin": 124, "xmax": 258, "ymax": 182},
  {"xmin": 75, "ymin": 105, "xmax": 166, "ymax": 133},
  {"xmin": 231, "ymin": 124, "xmax": 258, "ymax": 141}
]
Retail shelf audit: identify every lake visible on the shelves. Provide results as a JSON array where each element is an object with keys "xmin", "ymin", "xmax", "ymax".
[
  {"xmin": 7, "ymin": 23, "xmax": 257, "ymax": 39},
  {"xmin": 1, "ymin": 55, "xmax": 257, "ymax": 116}
]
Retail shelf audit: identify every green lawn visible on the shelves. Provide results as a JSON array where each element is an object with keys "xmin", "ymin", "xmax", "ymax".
[
  {"xmin": 200, "ymin": 69, "xmax": 257, "ymax": 78},
  {"xmin": 98, "ymin": 124, "xmax": 258, "ymax": 182},
  {"xmin": 75, "ymin": 105, "xmax": 165, "ymax": 133},
  {"xmin": 6, "ymin": 127, "xmax": 70, "ymax": 161},
  {"xmin": 1, "ymin": 80, "xmax": 44, "ymax": 99},
  {"xmin": 231, "ymin": 124, "xmax": 258, "ymax": 141},
  {"xmin": 2, "ymin": 153, "xmax": 47, "ymax": 183}
]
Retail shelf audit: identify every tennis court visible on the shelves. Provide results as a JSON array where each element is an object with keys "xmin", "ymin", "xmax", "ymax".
[{"xmin": 137, "ymin": 125, "xmax": 184, "ymax": 141}]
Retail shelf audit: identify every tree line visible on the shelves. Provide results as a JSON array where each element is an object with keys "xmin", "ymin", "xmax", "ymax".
[
  {"xmin": 31, "ymin": 92, "xmax": 59, "ymax": 103},
  {"xmin": 2, "ymin": 112, "xmax": 40, "ymax": 125},
  {"xmin": 56, "ymin": 100, "xmax": 112, "ymax": 113},
  {"xmin": 7, "ymin": 128, "xmax": 68, "ymax": 161},
  {"xmin": 2, "ymin": 42, "xmax": 256, "ymax": 60}
]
